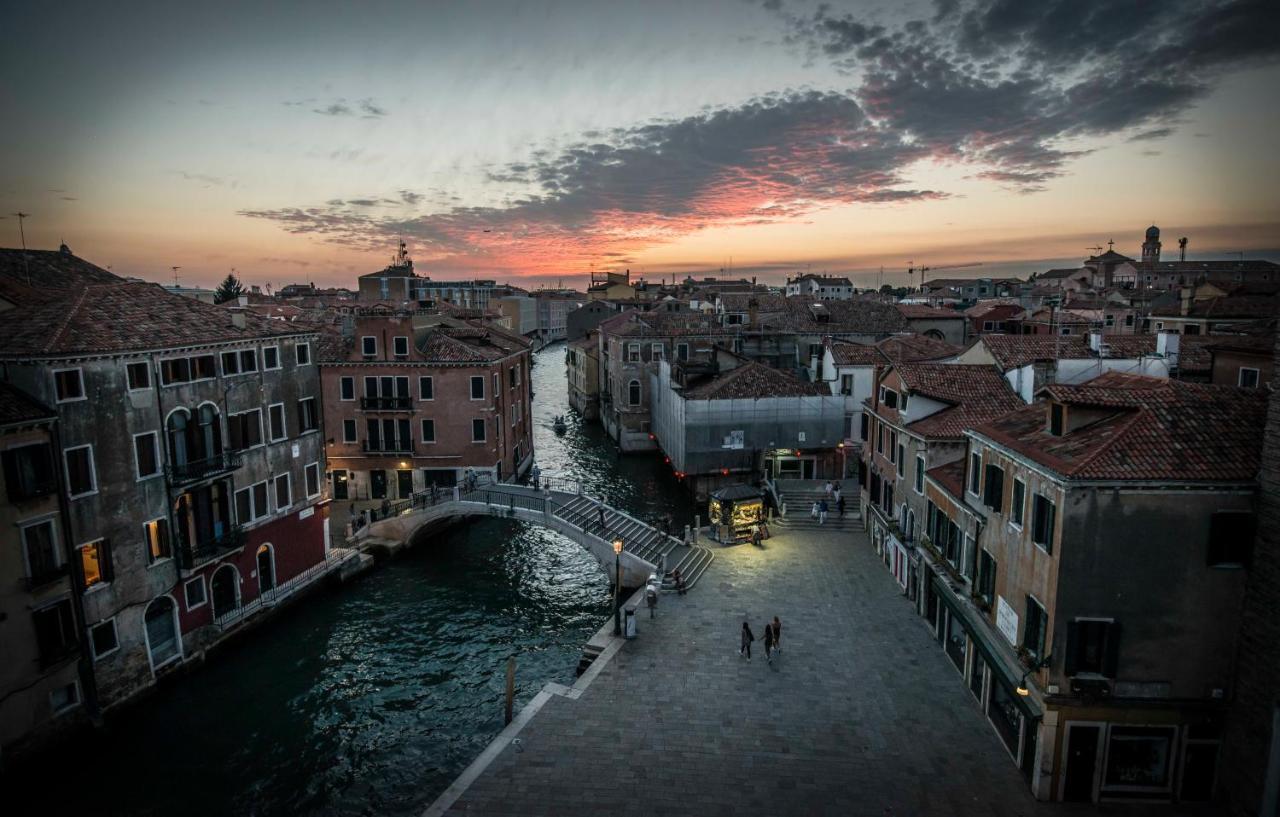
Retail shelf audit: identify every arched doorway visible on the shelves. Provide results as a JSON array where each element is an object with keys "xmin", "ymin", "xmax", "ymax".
[
  {"xmin": 256, "ymin": 544, "xmax": 275, "ymax": 595},
  {"xmin": 211, "ymin": 565, "xmax": 240, "ymax": 619},
  {"xmin": 144, "ymin": 596, "xmax": 181, "ymax": 670}
]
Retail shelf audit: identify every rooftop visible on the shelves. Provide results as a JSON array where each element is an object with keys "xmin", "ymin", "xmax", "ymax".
[
  {"xmin": 896, "ymin": 304, "xmax": 965, "ymax": 320},
  {"xmin": 926, "ymin": 459, "xmax": 967, "ymax": 502},
  {"xmin": 682, "ymin": 361, "xmax": 826, "ymax": 400},
  {"xmin": 973, "ymin": 371, "xmax": 1266, "ymax": 482},
  {"xmin": 1150, "ymin": 294, "xmax": 1278, "ymax": 319},
  {"xmin": 890, "ymin": 363, "xmax": 1022, "ymax": 438},
  {"xmin": 0, "ymin": 381, "xmax": 56, "ymax": 427}
]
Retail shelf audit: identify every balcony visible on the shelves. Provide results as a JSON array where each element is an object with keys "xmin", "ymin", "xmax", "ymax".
[
  {"xmin": 166, "ymin": 451, "xmax": 243, "ymax": 487},
  {"xmin": 362, "ymin": 440, "xmax": 415, "ymax": 454},
  {"xmin": 178, "ymin": 526, "xmax": 246, "ymax": 570},
  {"xmin": 24, "ymin": 563, "xmax": 69, "ymax": 592},
  {"xmin": 360, "ymin": 396, "xmax": 414, "ymax": 412}
]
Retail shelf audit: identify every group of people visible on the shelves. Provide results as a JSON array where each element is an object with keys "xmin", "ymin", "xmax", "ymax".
[
  {"xmin": 739, "ymin": 616, "xmax": 783, "ymax": 664},
  {"xmin": 811, "ymin": 480, "xmax": 845, "ymax": 524}
]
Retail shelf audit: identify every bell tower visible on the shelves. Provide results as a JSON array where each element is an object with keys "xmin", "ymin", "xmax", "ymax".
[{"xmin": 1142, "ymin": 224, "xmax": 1161, "ymax": 264}]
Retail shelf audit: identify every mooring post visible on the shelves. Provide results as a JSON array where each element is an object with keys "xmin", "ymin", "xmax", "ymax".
[{"xmin": 504, "ymin": 656, "xmax": 516, "ymax": 725}]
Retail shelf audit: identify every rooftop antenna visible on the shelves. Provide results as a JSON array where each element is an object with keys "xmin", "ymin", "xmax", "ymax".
[
  {"xmin": 13, "ymin": 211, "xmax": 31, "ymax": 285},
  {"xmin": 1178, "ymin": 237, "xmax": 1188, "ymax": 261},
  {"xmin": 171, "ymin": 266, "xmax": 182, "ymax": 287},
  {"xmin": 1085, "ymin": 246, "xmax": 1103, "ymax": 256}
]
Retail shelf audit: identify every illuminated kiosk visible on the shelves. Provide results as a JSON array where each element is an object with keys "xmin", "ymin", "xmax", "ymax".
[{"xmin": 708, "ymin": 484, "xmax": 765, "ymax": 543}]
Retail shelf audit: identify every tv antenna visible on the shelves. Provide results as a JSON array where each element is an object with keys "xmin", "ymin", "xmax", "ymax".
[
  {"xmin": 171, "ymin": 266, "xmax": 182, "ymax": 287},
  {"xmin": 12, "ymin": 211, "xmax": 31, "ymax": 285},
  {"xmin": 1085, "ymin": 246, "xmax": 1103, "ymax": 255}
]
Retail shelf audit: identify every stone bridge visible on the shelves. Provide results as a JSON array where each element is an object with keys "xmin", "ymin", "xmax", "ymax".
[{"xmin": 351, "ymin": 478, "xmax": 713, "ymax": 590}]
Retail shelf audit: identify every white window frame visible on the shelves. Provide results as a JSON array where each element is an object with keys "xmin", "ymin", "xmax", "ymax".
[
  {"xmin": 676, "ymin": 342, "xmax": 689, "ymax": 361},
  {"xmin": 236, "ymin": 480, "xmax": 271, "ymax": 523},
  {"xmin": 914, "ymin": 455, "xmax": 925, "ymax": 495},
  {"xmin": 1010, "ymin": 478, "xmax": 1026, "ymax": 530},
  {"xmin": 125, "ymin": 361, "xmax": 152, "ymax": 392},
  {"xmin": 626, "ymin": 342, "xmax": 641, "ymax": 362},
  {"xmin": 361, "ymin": 336, "xmax": 377, "ymax": 357},
  {"xmin": 471, "ymin": 418, "xmax": 487, "ymax": 443},
  {"xmin": 968, "ymin": 451, "xmax": 982, "ymax": 497},
  {"xmin": 49, "ymin": 680, "xmax": 81, "ymax": 716},
  {"xmin": 89, "ymin": 617, "xmax": 120, "ymax": 661},
  {"xmin": 419, "ymin": 376, "xmax": 434, "ymax": 401},
  {"xmin": 295, "ymin": 342, "xmax": 312, "ymax": 366},
  {"xmin": 133, "ymin": 431, "xmax": 161, "ymax": 481},
  {"xmin": 63, "ymin": 444, "xmax": 98, "ymax": 499},
  {"xmin": 19, "ymin": 516, "xmax": 61, "ymax": 576},
  {"xmin": 78, "ymin": 538, "xmax": 109, "ymax": 591},
  {"xmin": 143, "ymin": 516, "xmax": 172, "ymax": 567},
  {"xmin": 262, "ymin": 345, "xmax": 281, "ymax": 370},
  {"xmin": 297, "ymin": 397, "xmax": 319, "ymax": 433},
  {"xmin": 393, "ymin": 336, "xmax": 409, "ymax": 357},
  {"xmin": 342, "ymin": 418, "xmax": 357, "ymax": 443},
  {"xmin": 220, "ymin": 348, "xmax": 258, "ymax": 377},
  {"xmin": 421, "ymin": 418, "xmax": 436, "ymax": 444},
  {"xmin": 52, "ymin": 367, "xmax": 86, "ymax": 404},
  {"xmin": 470, "ymin": 376, "xmax": 485, "ymax": 401},
  {"xmin": 230, "ymin": 408, "xmax": 265, "ymax": 450},
  {"xmin": 267, "ymin": 402, "xmax": 288, "ymax": 442},
  {"xmin": 304, "ymin": 462, "xmax": 321, "ymax": 499},
  {"xmin": 184, "ymin": 576, "xmax": 207, "ymax": 610},
  {"xmin": 339, "ymin": 376, "xmax": 356, "ymax": 401},
  {"xmin": 1239, "ymin": 367, "xmax": 1260, "ymax": 388},
  {"xmin": 274, "ymin": 472, "xmax": 292, "ymax": 512}
]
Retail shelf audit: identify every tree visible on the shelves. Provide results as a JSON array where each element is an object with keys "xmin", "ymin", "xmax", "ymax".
[{"xmin": 214, "ymin": 273, "xmax": 245, "ymax": 304}]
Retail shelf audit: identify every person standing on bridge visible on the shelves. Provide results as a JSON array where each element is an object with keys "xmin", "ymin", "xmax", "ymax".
[
  {"xmin": 597, "ymin": 502, "xmax": 607, "ymax": 533},
  {"xmin": 740, "ymin": 621, "xmax": 755, "ymax": 660}
]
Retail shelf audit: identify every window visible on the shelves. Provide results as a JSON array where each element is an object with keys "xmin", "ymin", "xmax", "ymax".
[
  {"xmin": 268, "ymin": 403, "xmax": 287, "ymax": 441},
  {"xmin": 626, "ymin": 343, "xmax": 641, "ymax": 362},
  {"xmin": 1049, "ymin": 403, "xmax": 1064, "ymax": 436},
  {"xmin": 877, "ymin": 425, "xmax": 884, "ymax": 455},
  {"xmin": 1239, "ymin": 367, "xmax": 1260, "ymax": 389},
  {"xmin": 64, "ymin": 445, "xmax": 97, "ymax": 498},
  {"xmin": 127, "ymin": 361, "xmax": 151, "ymax": 390},
  {"xmin": 421, "ymin": 419, "xmax": 436, "ymax": 443},
  {"xmin": 361, "ymin": 336, "xmax": 377, "ymax": 357},
  {"xmin": 184, "ymin": 577, "xmax": 207, "ymax": 610},
  {"xmin": 235, "ymin": 481, "xmax": 270, "ymax": 524},
  {"xmin": 263, "ymin": 346, "xmax": 280, "ymax": 370},
  {"xmin": 977, "ymin": 551, "xmax": 996, "ymax": 604},
  {"xmin": 881, "ymin": 388, "xmax": 898, "ymax": 409},
  {"xmin": 393, "ymin": 336, "xmax": 409, "ymax": 357},
  {"xmin": 133, "ymin": 432, "xmax": 160, "ymax": 480},
  {"xmin": 54, "ymin": 368, "xmax": 85, "ymax": 402},
  {"xmin": 1023, "ymin": 596, "xmax": 1047, "ymax": 661},
  {"xmin": 78, "ymin": 539, "xmax": 111, "ymax": 588},
  {"xmin": 295, "ymin": 342, "xmax": 311, "ymax": 365},
  {"xmin": 143, "ymin": 518, "xmax": 170, "ymax": 564},
  {"xmin": 419, "ymin": 376, "xmax": 433, "ymax": 400},
  {"xmin": 914, "ymin": 455, "xmax": 925, "ymax": 494},
  {"xmin": 472, "ymin": 418, "xmax": 486, "ymax": 442},
  {"xmin": 628, "ymin": 380, "xmax": 642, "ymax": 406},
  {"xmin": 896, "ymin": 443, "xmax": 905, "ymax": 476},
  {"xmin": 304, "ymin": 462, "xmax": 320, "ymax": 498},
  {"xmin": 228, "ymin": 409, "xmax": 263, "ymax": 450},
  {"xmin": 274, "ymin": 473, "xmax": 291, "ymax": 510},
  {"xmin": 1207, "ymin": 511, "xmax": 1256, "ymax": 567},
  {"xmin": 1064, "ymin": 619, "xmax": 1119, "ymax": 677},
  {"xmin": 1010, "ymin": 479, "xmax": 1025, "ymax": 527},
  {"xmin": 1103, "ymin": 726, "xmax": 1176, "ymax": 792},
  {"xmin": 1031, "ymin": 493, "xmax": 1056, "ymax": 553},
  {"xmin": 675, "ymin": 342, "xmax": 689, "ymax": 362},
  {"xmin": 90, "ymin": 619, "xmax": 119, "ymax": 660},
  {"xmin": 340, "ymin": 377, "xmax": 355, "ymax": 401},
  {"xmin": 859, "ymin": 413, "xmax": 869, "ymax": 441},
  {"xmin": 297, "ymin": 398, "xmax": 318, "ymax": 432},
  {"xmin": 470, "ymin": 376, "xmax": 485, "ymax": 400},
  {"xmin": 342, "ymin": 419, "xmax": 356, "ymax": 443},
  {"xmin": 220, "ymin": 349, "xmax": 257, "ymax": 376},
  {"xmin": 968, "ymin": 451, "xmax": 981, "ymax": 495},
  {"xmin": 651, "ymin": 343, "xmax": 663, "ymax": 360},
  {"xmin": 160, "ymin": 354, "xmax": 216, "ymax": 385},
  {"xmin": 1124, "ymin": 314, "xmax": 1135, "ymax": 327},
  {"xmin": 33, "ymin": 601, "xmax": 77, "ymax": 667},
  {"xmin": 983, "ymin": 464, "xmax": 1004, "ymax": 513},
  {"xmin": 888, "ymin": 432, "xmax": 897, "ymax": 464},
  {"xmin": 21, "ymin": 519, "xmax": 62, "ymax": 586}
]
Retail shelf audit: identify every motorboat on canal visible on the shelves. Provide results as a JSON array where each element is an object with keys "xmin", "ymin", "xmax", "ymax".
[{"xmin": 552, "ymin": 415, "xmax": 568, "ymax": 434}]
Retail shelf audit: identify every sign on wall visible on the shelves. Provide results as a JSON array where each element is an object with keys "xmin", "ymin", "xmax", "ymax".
[{"xmin": 996, "ymin": 596, "xmax": 1019, "ymax": 645}]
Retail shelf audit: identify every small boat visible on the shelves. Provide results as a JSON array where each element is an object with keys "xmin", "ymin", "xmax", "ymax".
[{"xmin": 552, "ymin": 415, "xmax": 568, "ymax": 434}]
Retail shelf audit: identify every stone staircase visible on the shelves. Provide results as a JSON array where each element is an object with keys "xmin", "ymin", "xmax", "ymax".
[
  {"xmin": 660, "ymin": 543, "xmax": 714, "ymax": 593},
  {"xmin": 772, "ymin": 482, "xmax": 862, "ymax": 532}
]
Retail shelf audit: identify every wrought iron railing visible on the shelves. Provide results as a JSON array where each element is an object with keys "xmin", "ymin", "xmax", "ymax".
[
  {"xmin": 167, "ymin": 451, "xmax": 243, "ymax": 486},
  {"xmin": 361, "ymin": 440, "xmax": 414, "ymax": 453},
  {"xmin": 178, "ymin": 526, "xmax": 246, "ymax": 570},
  {"xmin": 359, "ymin": 396, "xmax": 413, "ymax": 411}
]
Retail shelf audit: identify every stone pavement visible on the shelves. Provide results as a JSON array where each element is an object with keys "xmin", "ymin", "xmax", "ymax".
[{"xmin": 440, "ymin": 525, "xmax": 1064, "ymax": 817}]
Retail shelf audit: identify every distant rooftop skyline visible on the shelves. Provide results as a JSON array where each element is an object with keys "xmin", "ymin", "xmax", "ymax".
[{"xmin": 3, "ymin": 0, "xmax": 1278, "ymax": 290}]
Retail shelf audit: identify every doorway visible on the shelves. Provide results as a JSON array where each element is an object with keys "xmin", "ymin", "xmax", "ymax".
[
  {"xmin": 256, "ymin": 545, "xmax": 275, "ymax": 594},
  {"xmin": 1062, "ymin": 724, "xmax": 1102, "ymax": 802},
  {"xmin": 210, "ymin": 565, "xmax": 240, "ymax": 620},
  {"xmin": 332, "ymin": 469, "xmax": 348, "ymax": 500},
  {"xmin": 370, "ymin": 469, "xmax": 387, "ymax": 499},
  {"xmin": 397, "ymin": 469, "xmax": 413, "ymax": 499}
]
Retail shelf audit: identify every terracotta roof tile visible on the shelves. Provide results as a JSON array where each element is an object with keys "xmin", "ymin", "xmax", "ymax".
[
  {"xmin": 683, "ymin": 361, "xmax": 826, "ymax": 400},
  {"xmin": 892, "ymin": 363, "xmax": 1022, "ymax": 438},
  {"xmin": 896, "ymin": 304, "xmax": 965, "ymax": 320},
  {"xmin": 926, "ymin": 459, "xmax": 967, "ymax": 501},
  {"xmin": 0, "ymin": 382, "xmax": 55, "ymax": 426}
]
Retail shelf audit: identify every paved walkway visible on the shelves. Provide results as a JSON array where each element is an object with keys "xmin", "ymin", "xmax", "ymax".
[{"xmin": 441, "ymin": 526, "xmax": 1055, "ymax": 816}]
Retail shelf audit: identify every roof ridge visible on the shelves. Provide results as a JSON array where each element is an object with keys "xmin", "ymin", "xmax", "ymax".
[
  {"xmin": 43, "ymin": 284, "xmax": 94, "ymax": 354},
  {"xmin": 1061, "ymin": 407, "xmax": 1145, "ymax": 476}
]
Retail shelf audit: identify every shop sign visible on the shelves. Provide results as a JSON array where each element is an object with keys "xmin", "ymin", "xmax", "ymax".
[{"xmin": 996, "ymin": 596, "xmax": 1019, "ymax": 645}]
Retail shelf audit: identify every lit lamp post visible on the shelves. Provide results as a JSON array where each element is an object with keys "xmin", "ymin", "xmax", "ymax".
[
  {"xmin": 612, "ymin": 537, "xmax": 624, "ymax": 636},
  {"xmin": 837, "ymin": 441, "xmax": 846, "ymax": 479}
]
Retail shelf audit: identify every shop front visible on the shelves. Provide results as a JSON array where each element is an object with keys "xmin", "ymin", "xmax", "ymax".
[{"xmin": 708, "ymin": 484, "xmax": 766, "ymax": 543}]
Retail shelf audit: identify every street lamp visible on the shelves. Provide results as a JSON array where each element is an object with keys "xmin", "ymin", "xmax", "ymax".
[
  {"xmin": 612, "ymin": 537, "xmax": 624, "ymax": 636},
  {"xmin": 1016, "ymin": 653, "xmax": 1052, "ymax": 696}
]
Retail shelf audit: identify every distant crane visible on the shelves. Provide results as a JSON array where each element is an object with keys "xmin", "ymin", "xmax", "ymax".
[{"xmin": 907, "ymin": 260, "xmax": 983, "ymax": 292}]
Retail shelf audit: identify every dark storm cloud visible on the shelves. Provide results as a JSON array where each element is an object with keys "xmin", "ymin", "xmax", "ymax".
[{"xmin": 307, "ymin": 98, "xmax": 388, "ymax": 118}]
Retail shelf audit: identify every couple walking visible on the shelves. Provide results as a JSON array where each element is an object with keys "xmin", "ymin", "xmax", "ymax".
[{"xmin": 739, "ymin": 616, "xmax": 783, "ymax": 664}]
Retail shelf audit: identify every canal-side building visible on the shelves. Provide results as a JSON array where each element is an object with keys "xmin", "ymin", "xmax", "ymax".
[
  {"xmin": 0, "ymin": 264, "xmax": 332, "ymax": 712},
  {"xmin": 922, "ymin": 372, "xmax": 1264, "ymax": 803},
  {"xmin": 0, "ymin": 383, "xmax": 96, "ymax": 758},
  {"xmin": 566, "ymin": 332, "xmax": 600, "ymax": 421},
  {"xmin": 533, "ymin": 290, "xmax": 583, "ymax": 344},
  {"xmin": 319, "ymin": 307, "xmax": 533, "ymax": 498}
]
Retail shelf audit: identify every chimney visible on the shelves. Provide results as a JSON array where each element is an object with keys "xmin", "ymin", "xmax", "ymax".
[
  {"xmin": 1088, "ymin": 330, "xmax": 1103, "ymax": 353},
  {"xmin": 1179, "ymin": 286, "xmax": 1194, "ymax": 317},
  {"xmin": 231, "ymin": 311, "xmax": 246, "ymax": 329},
  {"xmin": 748, "ymin": 297, "xmax": 759, "ymax": 329},
  {"xmin": 1157, "ymin": 330, "xmax": 1180, "ymax": 364}
]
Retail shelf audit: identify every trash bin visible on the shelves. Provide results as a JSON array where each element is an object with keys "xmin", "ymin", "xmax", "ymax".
[{"xmin": 624, "ymin": 607, "xmax": 637, "ymax": 639}]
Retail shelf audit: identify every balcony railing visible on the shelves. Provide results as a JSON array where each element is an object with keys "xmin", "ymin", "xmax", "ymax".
[
  {"xmin": 24, "ymin": 563, "xmax": 69, "ymax": 592},
  {"xmin": 362, "ymin": 440, "xmax": 415, "ymax": 454},
  {"xmin": 166, "ymin": 451, "xmax": 243, "ymax": 486},
  {"xmin": 360, "ymin": 396, "xmax": 413, "ymax": 411},
  {"xmin": 177, "ymin": 526, "xmax": 246, "ymax": 570}
]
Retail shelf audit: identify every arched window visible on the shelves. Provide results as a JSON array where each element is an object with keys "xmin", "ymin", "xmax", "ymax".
[
  {"xmin": 905, "ymin": 509, "xmax": 916, "ymax": 540},
  {"xmin": 197, "ymin": 404, "xmax": 222, "ymax": 461},
  {"xmin": 166, "ymin": 409, "xmax": 191, "ymax": 466},
  {"xmin": 211, "ymin": 564, "xmax": 240, "ymax": 620},
  {"xmin": 144, "ymin": 596, "xmax": 181, "ymax": 669},
  {"xmin": 256, "ymin": 544, "xmax": 276, "ymax": 594},
  {"xmin": 628, "ymin": 380, "xmax": 641, "ymax": 406}
]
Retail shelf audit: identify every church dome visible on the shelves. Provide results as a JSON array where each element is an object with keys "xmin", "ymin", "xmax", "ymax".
[{"xmin": 1145, "ymin": 224, "xmax": 1160, "ymax": 240}]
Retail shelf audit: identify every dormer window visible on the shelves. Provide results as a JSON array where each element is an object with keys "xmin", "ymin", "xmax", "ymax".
[
  {"xmin": 1049, "ymin": 403, "xmax": 1065, "ymax": 436},
  {"xmin": 879, "ymin": 387, "xmax": 899, "ymax": 409}
]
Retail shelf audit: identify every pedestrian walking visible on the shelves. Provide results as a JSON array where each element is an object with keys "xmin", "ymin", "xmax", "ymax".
[
  {"xmin": 811, "ymin": 501, "xmax": 820, "ymax": 520},
  {"xmin": 824, "ymin": 480, "xmax": 833, "ymax": 499},
  {"xmin": 763, "ymin": 620, "xmax": 775, "ymax": 664},
  {"xmin": 751, "ymin": 524, "xmax": 762, "ymax": 547},
  {"xmin": 646, "ymin": 584, "xmax": 658, "ymax": 618},
  {"xmin": 833, "ymin": 486, "xmax": 842, "ymax": 505},
  {"xmin": 819, "ymin": 499, "xmax": 828, "ymax": 525},
  {"xmin": 837, "ymin": 496, "xmax": 846, "ymax": 518},
  {"xmin": 597, "ymin": 502, "xmax": 607, "ymax": 532},
  {"xmin": 740, "ymin": 621, "xmax": 755, "ymax": 660},
  {"xmin": 833, "ymin": 480, "xmax": 842, "ymax": 496},
  {"xmin": 772, "ymin": 616, "xmax": 782, "ymax": 653}
]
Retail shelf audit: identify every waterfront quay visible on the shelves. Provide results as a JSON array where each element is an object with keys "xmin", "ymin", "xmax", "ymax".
[{"xmin": 432, "ymin": 524, "xmax": 1221, "ymax": 817}]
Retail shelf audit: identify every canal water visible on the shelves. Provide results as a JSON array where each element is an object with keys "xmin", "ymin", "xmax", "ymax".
[{"xmin": 5, "ymin": 344, "xmax": 694, "ymax": 817}]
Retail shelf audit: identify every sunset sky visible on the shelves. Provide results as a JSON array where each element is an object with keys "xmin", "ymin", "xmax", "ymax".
[{"xmin": 3, "ymin": 0, "xmax": 1278, "ymax": 290}]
